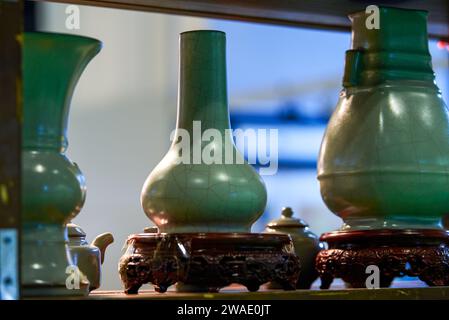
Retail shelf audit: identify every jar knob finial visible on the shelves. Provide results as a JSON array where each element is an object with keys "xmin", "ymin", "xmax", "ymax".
[{"xmin": 281, "ymin": 207, "xmax": 294, "ymax": 218}]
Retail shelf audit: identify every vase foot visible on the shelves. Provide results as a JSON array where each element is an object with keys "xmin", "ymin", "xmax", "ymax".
[
  {"xmin": 21, "ymin": 224, "xmax": 91, "ymax": 297},
  {"xmin": 316, "ymin": 229, "xmax": 449, "ymax": 289},
  {"xmin": 119, "ymin": 232, "xmax": 301, "ymax": 294}
]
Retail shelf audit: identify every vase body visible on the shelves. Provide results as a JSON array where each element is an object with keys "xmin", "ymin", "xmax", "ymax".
[
  {"xmin": 141, "ymin": 31, "xmax": 267, "ymax": 233},
  {"xmin": 318, "ymin": 8, "xmax": 449, "ymax": 231},
  {"xmin": 22, "ymin": 32, "xmax": 101, "ymax": 296}
]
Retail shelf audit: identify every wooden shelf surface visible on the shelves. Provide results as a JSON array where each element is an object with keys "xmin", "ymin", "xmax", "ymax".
[
  {"xmin": 43, "ymin": 0, "xmax": 449, "ymax": 40},
  {"xmin": 86, "ymin": 285, "xmax": 449, "ymax": 300}
]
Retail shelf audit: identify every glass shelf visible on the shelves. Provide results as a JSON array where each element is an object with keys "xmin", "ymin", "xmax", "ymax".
[{"xmin": 44, "ymin": 0, "xmax": 449, "ymax": 40}]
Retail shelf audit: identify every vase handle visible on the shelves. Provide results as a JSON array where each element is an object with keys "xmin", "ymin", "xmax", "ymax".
[{"xmin": 343, "ymin": 49, "xmax": 364, "ymax": 88}]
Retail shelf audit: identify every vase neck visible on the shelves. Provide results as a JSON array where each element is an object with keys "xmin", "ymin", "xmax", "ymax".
[
  {"xmin": 343, "ymin": 7, "xmax": 435, "ymax": 88},
  {"xmin": 177, "ymin": 31, "xmax": 230, "ymax": 134},
  {"xmin": 23, "ymin": 32, "xmax": 101, "ymax": 152}
]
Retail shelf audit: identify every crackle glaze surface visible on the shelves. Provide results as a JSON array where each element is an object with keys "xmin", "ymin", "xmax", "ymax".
[
  {"xmin": 141, "ymin": 31, "xmax": 267, "ymax": 233},
  {"xmin": 318, "ymin": 8, "xmax": 449, "ymax": 231}
]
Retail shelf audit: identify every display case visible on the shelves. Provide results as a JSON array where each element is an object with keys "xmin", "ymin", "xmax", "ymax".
[{"xmin": 2, "ymin": 0, "xmax": 449, "ymax": 300}]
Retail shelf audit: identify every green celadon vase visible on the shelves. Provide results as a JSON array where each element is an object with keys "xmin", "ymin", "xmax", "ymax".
[
  {"xmin": 141, "ymin": 30, "xmax": 267, "ymax": 233},
  {"xmin": 22, "ymin": 32, "xmax": 101, "ymax": 296},
  {"xmin": 318, "ymin": 7, "xmax": 449, "ymax": 231}
]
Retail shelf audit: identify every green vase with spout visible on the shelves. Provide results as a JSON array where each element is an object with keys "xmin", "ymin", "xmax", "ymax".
[
  {"xmin": 318, "ymin": 7, "xmax": 449, "ymax": 231},
  {"xmin": 141, "ymin": 30, "xmax": 267, "ymax": 233},
  {"xmin": 22, "ymin": 32, "xmax": 101, "ymax": 296}
]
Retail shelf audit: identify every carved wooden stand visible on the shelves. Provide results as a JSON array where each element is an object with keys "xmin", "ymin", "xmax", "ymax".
[
  {"xmin": 119, "ymin": 232, "xmax": 301, "ymax": 294},
  {"xmin": 316, "ymin": 229, "xmax": 449, "ymax": 289}
]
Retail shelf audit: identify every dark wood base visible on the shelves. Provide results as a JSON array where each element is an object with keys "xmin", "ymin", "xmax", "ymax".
[
  {"xmin": 316, "ymin": 229, "xmax": 449, "ymax": 289},
  {"xmin": 119, "ymin": 232, "xmax": 301, "ymax": 294}
]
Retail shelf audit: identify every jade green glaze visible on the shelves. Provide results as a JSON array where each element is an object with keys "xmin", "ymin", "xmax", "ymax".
[
  {"xmin": 141, "ymin": 31, "xmax": 267, "ymax": 233},
  {"xmin": 21, "ymin": 32, "xmax": 101, "ymax": 295},
  {"xmin": 318, "ymin": 7, "xmax": 449, "ymax": 231},
  {"xmin": 23, "ymin": 32, "xmax": 101, "ymax": 224}
]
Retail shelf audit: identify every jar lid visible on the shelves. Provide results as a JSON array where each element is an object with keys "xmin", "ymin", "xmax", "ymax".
[
  {"xmin": 67, "ymin": 223, "xmax": 86, "ymax": 238},
  {"xmin": 266, "ymin": 207, "xmax": 308, "ymax": 228},
  {"xmin": 144, "ymin": 226, "xmax": 159, "ymax": 233}
]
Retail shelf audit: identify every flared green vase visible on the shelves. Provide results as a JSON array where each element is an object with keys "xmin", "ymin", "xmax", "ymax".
[
  {"xmin": 141, "ymin": 30, "xmax": 267, "ymax": 233},
  {"xmin": 318, "ymin": 7, "xmax": 449, "ymax": 231},
  {"xmin": 22, "ymin": 32, "xmax": 101, "ymax": 296}
]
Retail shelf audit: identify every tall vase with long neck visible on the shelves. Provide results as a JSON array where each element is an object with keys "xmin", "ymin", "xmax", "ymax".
[
  {"xmin": 141, "ymin": 30, "xmax": 267, "ymax": 233},
  {"xmin": 22, "ymin": 32, "xmax": 101, "ymax": 296},
  {"xmin": 318, "ymin": 7, "xmax": 449, "ymax": 231}
]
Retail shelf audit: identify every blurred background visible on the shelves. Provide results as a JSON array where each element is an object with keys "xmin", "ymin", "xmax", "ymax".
[{"xmin": 30, "ymin": 2, "xmax": 449, "ymax": 290}]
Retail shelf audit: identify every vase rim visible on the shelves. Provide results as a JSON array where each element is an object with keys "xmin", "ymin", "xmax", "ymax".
[
  {"xmin": 348, "ymin": 5, "xmax": 428, "ymax": 19},
  {"xmin": 180, "ymin": 29, "xmax": 225, "ymax": 36},
  {"xmin": 24, "ymin": 31, "xmax": 102, "ymax": 46}
]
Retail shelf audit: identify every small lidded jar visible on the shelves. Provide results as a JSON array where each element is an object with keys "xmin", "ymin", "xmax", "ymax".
[
  {"xmin": 264, "ymin": 207, "xmax": 324, "ymax": 289},
  {"xmin": 67, "ymin": 224, "xmax": 113, "ymax": 291}
]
